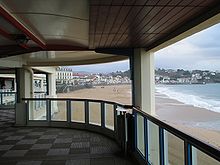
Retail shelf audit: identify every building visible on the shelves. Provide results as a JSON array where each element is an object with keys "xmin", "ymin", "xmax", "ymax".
[
  {"xmin": 56, "ymin": 66, "xmax": 73, "ymax": 84},
  {"xmin": 0, "ymin": 1, "xmax": 219, "ymax": 165}
]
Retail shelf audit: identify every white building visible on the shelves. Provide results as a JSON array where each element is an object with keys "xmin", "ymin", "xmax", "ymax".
[{"xmin": 56, "ymin": 67, "xmax": 73, "ymax": 84}]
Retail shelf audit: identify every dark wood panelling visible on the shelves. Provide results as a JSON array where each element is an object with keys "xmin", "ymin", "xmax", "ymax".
[{"xmin": 89, "ymin": 0, "xmax": 220, "ymax": 50}]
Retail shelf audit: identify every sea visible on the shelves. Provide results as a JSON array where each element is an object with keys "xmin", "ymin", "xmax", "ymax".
[
  {"xmin": 156, "ymin": 83, "xmax": 220, "ymax": 113},
  {"xmin": 156, "ymin": 83, "xmax": 220, "ymax": 131}
]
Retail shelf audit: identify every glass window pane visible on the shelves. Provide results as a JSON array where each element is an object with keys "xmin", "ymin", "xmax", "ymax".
[
  {"xmin": 164, "ymin": 130, "xmax": 184, "ymax": 165},
  {"xmin": 137, "ymin": 114, "xmax": 145, "ymax": 156},
  {"xmin": 51, "ymin": 100, "xmax": 67, "ymax": 121},
  {"xmin": 192, "ymin": 146, "xmax": 220, "ymax": 165},
  {"xmin": 105, "ymin": 104, "xmax": 114, "ymax": 130},
  {"xmin": 148, "ymin": 121, "xmax": 160, "ymax": 165},
  {"xmin": 29, "ymin": 100, "xmax": 47, "ymax": 120},
  {"xmin": 89, "ymin": 102, "xmax": 101, "ymax": 126},
  {"xmin": 1, "ymin": 93, "xmax": 16, "ymax": 105},
  {"xmin": 71, "ymin": 101, "xmax": 85, "ymax": 123}
]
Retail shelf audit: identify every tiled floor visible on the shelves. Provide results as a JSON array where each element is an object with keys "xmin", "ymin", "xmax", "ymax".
[
  {"xmin": 0, "ymin": 127, "xmax": 135, "ymax": 165},
  {"xmin": 0, "ymin": 109, "xmax": 135, "ymax": 165},
  {"xmin": 0, "ymin": 109, "xmax": 15, "ymax": 128}
]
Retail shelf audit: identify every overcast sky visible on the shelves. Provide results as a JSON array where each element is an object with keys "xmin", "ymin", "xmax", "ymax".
[
  {"xmin": 70, "ymin": 23, "xmax": 220, "ymax": 73},
  {"xmin": 155, "ymin": 23, "xmax": 220, "ymax": 71},
  {"xmin": 71, "ymin": 60, "xmax": 129, "ymax": 73}
]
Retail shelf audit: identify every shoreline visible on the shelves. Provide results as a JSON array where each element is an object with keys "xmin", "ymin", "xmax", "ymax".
[{"xmin": 155, "ymin": 92, "xmax": 220, "ymax": 123}]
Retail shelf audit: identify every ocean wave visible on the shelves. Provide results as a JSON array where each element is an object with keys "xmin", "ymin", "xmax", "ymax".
[{"xmin": 156, "ymin": 86, "xmax": 220, "ymax": 113}]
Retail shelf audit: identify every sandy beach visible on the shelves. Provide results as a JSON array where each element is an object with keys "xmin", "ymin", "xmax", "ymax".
[
  {"xmin": 58, "ymin": 85, "xmax": 132, "ymax": 105},
  {"xmin": 57, "ymin": 84, "xmax": 220, "ymax": 149}
]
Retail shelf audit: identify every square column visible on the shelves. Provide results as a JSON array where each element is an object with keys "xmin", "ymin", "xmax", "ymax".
[
  {"xmin": 47, "ymin": 72, "xmax": 58, "ymax": 114},
  {"xmin": 47, "ymin": 73, "xmax": 56, "ymax": 97},
  {"xmin": 132, "ymin": 48, "xmax": 155, "ymax": 115},
  {"xmin": 15, "ymin": 68, "xmax": 33, "ymax": 125}
]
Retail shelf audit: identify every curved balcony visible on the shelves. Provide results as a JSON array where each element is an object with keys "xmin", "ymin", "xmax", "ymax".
[{"xmin": 22, "ymin": 98, "xmax": 220, "ymax": 165}]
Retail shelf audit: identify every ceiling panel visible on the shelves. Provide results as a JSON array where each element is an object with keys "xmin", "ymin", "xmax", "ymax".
[{"xmin": 90, "ymin": 0, "xmax": 220, "ymax": 49}]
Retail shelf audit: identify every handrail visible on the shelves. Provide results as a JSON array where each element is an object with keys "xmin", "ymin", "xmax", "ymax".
[
  {"xmin": 34, "ymin": 91, "xmax": 46, "ymax": 94},
  {"xmin": 22, "ymin": 97, "xmax": 132, "ymax": 109},
  {"xmin": 0, "ymin": 92, "xmax": 16, "ymax": 94},
  {"xmin": 133, "ymin": 106, "xmax": 220, "ymax": 162}
]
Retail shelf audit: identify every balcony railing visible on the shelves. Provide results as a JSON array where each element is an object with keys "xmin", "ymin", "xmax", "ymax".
[
  {"xmin": 23, "ymin": 98, "xmax": 130, "ymax": 140},
  {"xmin": 133, "ymin": 107, "xmax": 220, "ymax": 165},
  {"xmin": 23, "ymin": 98, "xmax": 220, "ymax": 165}
]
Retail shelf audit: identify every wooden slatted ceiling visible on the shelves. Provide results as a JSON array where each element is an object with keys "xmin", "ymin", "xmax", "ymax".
[{"xmin": 89, "ymin": 0, "xmax": 220, "ymax": 50}]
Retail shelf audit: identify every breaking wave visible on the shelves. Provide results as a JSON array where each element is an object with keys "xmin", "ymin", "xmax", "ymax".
[{"xmin": 156, "ymin": 86, "xmax": 220, "ymax": 113}]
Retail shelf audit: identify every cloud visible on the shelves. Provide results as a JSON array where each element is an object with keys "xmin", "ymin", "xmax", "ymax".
[
  {"xmin": 69, "ymin": 60, "xmax": 129, "ymax": 73},
  {"xmin": 155, "ymin": 23, "xmax": 220, "ymax": 71}
]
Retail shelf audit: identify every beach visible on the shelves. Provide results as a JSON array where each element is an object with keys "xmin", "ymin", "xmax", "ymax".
[{"xmin": 57, "ymin": 84, "xmax": 220, "ymax": 149}]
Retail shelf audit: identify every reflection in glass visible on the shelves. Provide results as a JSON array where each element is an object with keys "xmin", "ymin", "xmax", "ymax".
[
  {"xmin": 148, "ymin": 121, "xmax": 160, "ymax": 165},
  {"xmin": 29, "ymin": 100, "xmax": 47, "ymax": 120},
  {"xmin": 71, "ymin": 101, "xmax": 85, "ymax": 123},
  {"xmin": 105, "ymin": 104, "xmax": 114, "ymax": 130},
  {"xmin": 164, "ymin": 130, "xmax": 184, "ymax": 165},
  {"xmin": 89, "ymin": 102, "xmax": 101, "ymax": 126},
  {"xmin": 137, "ymin": 114, "xmax": 145, "ymax": 155},
  {"xmin": 192, "ymin": 146, "xmax": 220, "ymax": 165},
  {"xmin": 51, "ymin": 100, "xmax": 67, "ymax": 121}
]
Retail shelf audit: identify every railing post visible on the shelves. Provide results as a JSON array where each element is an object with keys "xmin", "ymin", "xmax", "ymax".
[
  {"xmin": 185, "ymin": 141, "xmax": 192, "ymax": 165},
  {"xmin": 159, "ymin": 127, "xmax": 165, "ymax": 165},
  {"xmin": 85, "ymin": 100, "xmax": 89, "ymax": 125},
  {"xmin": 101, "ymin": 102, "xmax": 105, "ymax": 128},
  {"xmin": 144, "ymin": 118, "xmax": 148, "ymax": 162},
  {"xmin": 0, "ymin": 93, "xmax": 2, "ymax": 105},
  {"xmin": 26, "ymin": 100, "xmax": 29, "ymax": 124},
  {"xmin": 15, "ymin": 93, "xmax": 17, "ymax": 106},
  {"xmin": 67, "ymin": 100, "xmax": 71, "ymax": 123},
  {"xmin": 47, "ymin": 99, "xmax": 51, "ymax": 122},
  {"xmin": 134, "ymin": 112, "xmax": 137, "ymax": 150},
  {"xmin": 114, "ymin": 104, "xmax": 118, "ymax": 135}
]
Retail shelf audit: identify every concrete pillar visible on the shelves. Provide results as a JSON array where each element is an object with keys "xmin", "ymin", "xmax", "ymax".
[
  {"xmin": 47, "ymin": 72, "xmax": 58, "ymax": 114},
  {"xmin": 47, "ymin": 73, "xmax": 56, "ymax": 97},
  {"xmin": 133, "ymin": 48, "xmax": 155, "ymax": 115},
  {"xmin": 15, "ymin": 68, "xmax": 33, "ymax": 125}
]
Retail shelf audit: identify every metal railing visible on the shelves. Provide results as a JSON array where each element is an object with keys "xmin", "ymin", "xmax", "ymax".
[
  {"xmin": 133, "ymin": 107, "xmax": 220, "ymax": 165},
  {"xmin": 22, "ymin": 98, "xmax": 220, "ymax": 165},
  {"xmin": 23, "ymin": 98, "xmax": 130, "ymax": 140}
]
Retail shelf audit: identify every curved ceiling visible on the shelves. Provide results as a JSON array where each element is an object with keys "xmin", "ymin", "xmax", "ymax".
[
  {"xmin": 23, "ymin": 51, "xmax": 128, "ymax": 66},
  {"xmin": 0, "ymin": 0, "xmax": 219, "ymax": 59}
]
